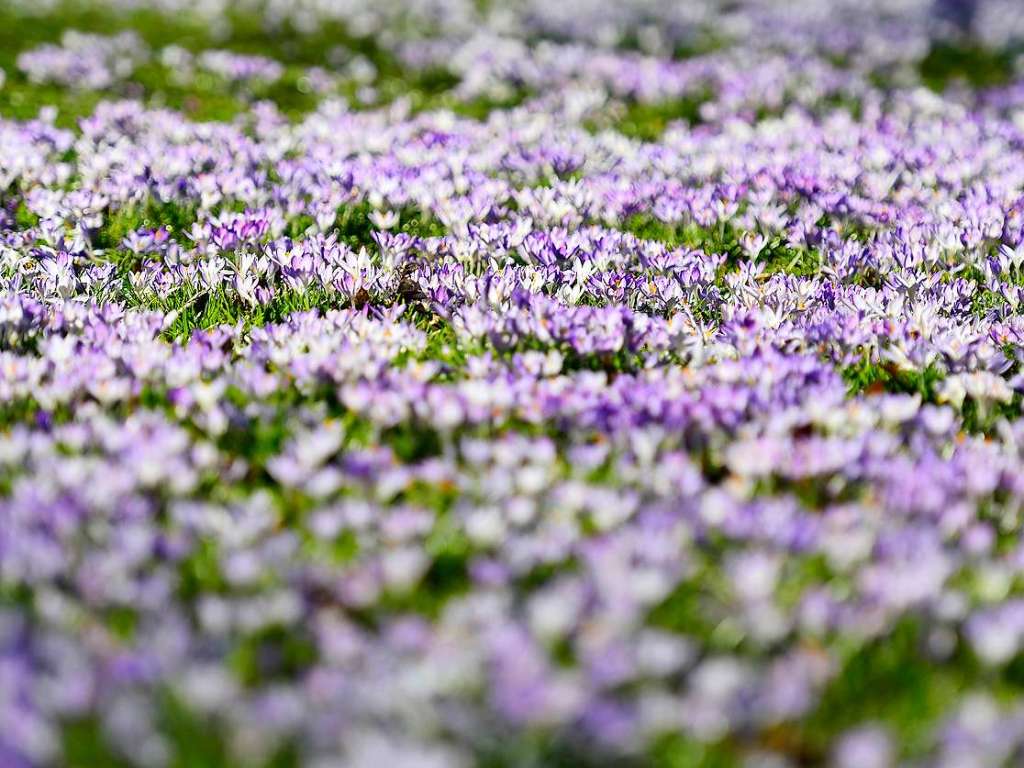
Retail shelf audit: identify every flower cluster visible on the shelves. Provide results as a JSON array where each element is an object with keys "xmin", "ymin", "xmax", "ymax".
[
  {"xmin": 3, "ymin": 1, "xmax": 1024, "ymax": 768},
  {"xmin": 16, "ymin": 31, "xmax": 148, "ymax": 91}
]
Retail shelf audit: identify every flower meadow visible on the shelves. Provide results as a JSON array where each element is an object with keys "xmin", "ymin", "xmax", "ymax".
[{"xmin": 6, "ymin": 1, "xmax": 1024, "ymax": 766}]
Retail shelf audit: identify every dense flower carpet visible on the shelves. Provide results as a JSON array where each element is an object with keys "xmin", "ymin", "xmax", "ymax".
[{"xmin": 3, "ymin": 1, "xmax": 1024, "ymax": 766}]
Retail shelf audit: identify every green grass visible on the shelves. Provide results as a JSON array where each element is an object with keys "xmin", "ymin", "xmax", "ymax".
[
  {"xmin": 920, "ymin": 42, "xmax": 1019, "ymax": 91},
  {"xmin": 619, "ymin": 213, "xmax": 821, "ymax": 278},
  {"xmin": 62, "ymin": 694, "xmax": 300, "ymax": 768},
  {"xmin": 842, "ymin": 359, "xmax": 946, "ymax": 398},
  {"xmin": 151, "ymin": 286, "xmax": 339, "ymax": 341},
  {"xmin": 92, "ymin": 201, "xmax": 200, "ymax": 251},
  {"xmin": 649, "ymin": 734, "xmax": 738, "ymax": 768},
  {"xmin": 791, "ymin": 619, "xmax": 973, "ymax": 762},
  {"xmin": 587, "ymin": 94, "xmax": 708, "ymax": 141},
  {"xmin": 229, "ymin": 625, "xmax": 318, "ymax": 688},
  {"xmin": 842, "ymin": 358, "xmax": 1021, "ymax": 434}
]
